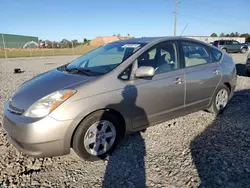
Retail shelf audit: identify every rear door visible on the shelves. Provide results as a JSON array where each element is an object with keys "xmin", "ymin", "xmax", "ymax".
[
  {"xmin": 232, "ymin": 40, "xmax": 241, "ymax": 52},
  {"xmin": 180, "ymin": 41, "xmax": 221, "ymax": 112}
]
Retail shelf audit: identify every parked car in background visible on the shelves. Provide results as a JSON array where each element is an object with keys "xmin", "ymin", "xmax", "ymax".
[
  {"xmin": 213, "ymin": 40, "xmax": 248, "ymax": 53},
  {"xmin": 3, "ymin": 37, "xmax": 237, "ymax": 161}
]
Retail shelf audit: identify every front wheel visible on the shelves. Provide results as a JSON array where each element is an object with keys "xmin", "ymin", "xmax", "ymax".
[
  {"xmin": 241, "ymin": 48, "xmax": 247, "ymax": 53},
  {"xmin": 72, "ymin": 111, "xmax": 122, "ymax": 161},
  {"xmin": 207, "ymin": 85, "xmax": 230, "ymax": 114},
  {"xmin": 222, "ymin": 48, "xmax": 227, "ymax": 53}
]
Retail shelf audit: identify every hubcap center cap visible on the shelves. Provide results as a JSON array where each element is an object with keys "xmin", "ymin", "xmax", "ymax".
[{"xmin": 97, "ymin": 131, "xmax": 105, "ymax": 140}]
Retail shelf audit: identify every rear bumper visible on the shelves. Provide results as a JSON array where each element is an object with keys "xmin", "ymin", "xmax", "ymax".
[{"xmin": 3, "ymin": 106, "xmax": 77, "ymax": 158}]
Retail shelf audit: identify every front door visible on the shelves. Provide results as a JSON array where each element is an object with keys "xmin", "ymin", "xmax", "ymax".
[
  {"xmin": 180, "ymin": 41, "xmax": 221, "ymax": 112},
  {"xmin": 225, "ymin": 40, "xmax": 234, "ymax": 52},
  {"xmin": 130, "ymin": 41, "xmax": 185, "ymax": 129}
]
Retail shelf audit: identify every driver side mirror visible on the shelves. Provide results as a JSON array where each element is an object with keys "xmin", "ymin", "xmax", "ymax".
[{"xmin": 135, "ymin": 66, "xmax": 155, "ymax": 78}]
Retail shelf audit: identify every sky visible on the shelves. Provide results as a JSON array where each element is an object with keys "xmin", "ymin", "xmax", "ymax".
[{"xmin": 0, "ymin": 0, "xmax": 250, "ymax": 42}]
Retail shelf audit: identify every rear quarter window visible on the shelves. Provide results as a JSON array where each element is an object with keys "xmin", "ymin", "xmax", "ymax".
[{"xmin": 210, "ymin": 48, "xmax": 222, "ymax": 62}]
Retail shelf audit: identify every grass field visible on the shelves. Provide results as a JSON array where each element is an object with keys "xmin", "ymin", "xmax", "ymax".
[{"xmin": 0, "ymin": 45, "xmax": 99, "ymax": 58}]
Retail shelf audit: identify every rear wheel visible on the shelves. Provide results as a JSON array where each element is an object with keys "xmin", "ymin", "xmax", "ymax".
[
  {"xmin": 72, "ymin": 111, "xmax": 123, "ymax": 161},
  {"xmin": 207, "ymin": 85, "xmax": 230, "ymax": 114}
]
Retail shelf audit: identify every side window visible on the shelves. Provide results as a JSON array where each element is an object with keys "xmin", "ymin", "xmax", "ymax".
[
  {"xmin": 210, "ymin": 48, "xmax": 222, "ymax": 62},
  {"xmin": 137, "ymin": 41, "xmax": 179, "ymax": 74},
  {"xmin": 182, "ymin": 42, "xmax": 211, "ymax": 67},
  {"xmin": 119, "ymin": 64, "xmax": 132, "ymax": 80},
  {"xmin": 220, "ymin": 41, "xmax": 225, "ymax": 45},
  {"xmin": 232, "ymin": 41, "xmax": 240, "ymax": 45},
  {"xmin": 226, "ymin": 41, "xmax": 232, "ymax": 45}
]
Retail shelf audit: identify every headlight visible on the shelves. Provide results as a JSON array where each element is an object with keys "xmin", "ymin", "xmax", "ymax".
[{"xmin": 23, "ymin": 89, "xmax": 76, "ymax": 118}]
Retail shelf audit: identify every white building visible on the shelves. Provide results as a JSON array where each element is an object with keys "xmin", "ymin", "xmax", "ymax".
[{"xmin": 184, "ymin": 36, "xmax": 246, "ymax": 43}]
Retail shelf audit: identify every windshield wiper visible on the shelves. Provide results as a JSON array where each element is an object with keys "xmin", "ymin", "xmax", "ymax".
[{"xmin": 65, "ymin": 67, "xmax": 103, "ymax": 76}]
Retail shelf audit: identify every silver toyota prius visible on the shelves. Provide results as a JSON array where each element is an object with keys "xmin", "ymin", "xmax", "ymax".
[{"xmin": 3, "ymin": 37, "xmax": 237, "ymax": 161}]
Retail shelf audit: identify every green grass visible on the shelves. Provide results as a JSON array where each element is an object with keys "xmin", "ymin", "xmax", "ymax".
[{"xmin": 0, "ymin": 45, "xmax": 99, "ymax": 58}]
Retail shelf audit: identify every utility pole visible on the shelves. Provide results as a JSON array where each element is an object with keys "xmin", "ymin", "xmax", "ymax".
[
  {"xmin": 174, "ymin": 0, "xmax": 179, "ymax": 36},
  {"xmin": 1, "ymin": 33, "xmax": 7, "ymax": 58}
]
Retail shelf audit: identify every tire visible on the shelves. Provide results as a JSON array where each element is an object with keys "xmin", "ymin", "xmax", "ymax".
[
  {"xmin": 241, "ymin": 48, "xmax": 247, "ymax": 53},
  {"xmin": 222, "ymin": 48, "xmax": 227, "ymax": 53},
  {"xmin": 246, "ymin": 69, "xmax": 250, "ymax": 77},
  {"xmin": 207, "ymin": 85, "xmax": 230, "ymax": 114},
  {"xmin": 72, "ymin": 111, "xmax": 123, "ymax": 161}
]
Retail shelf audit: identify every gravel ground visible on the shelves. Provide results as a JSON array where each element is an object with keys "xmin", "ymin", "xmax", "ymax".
[{"xmin": 0, "ymin": 54, "xmax": 250, "ymax": 187}]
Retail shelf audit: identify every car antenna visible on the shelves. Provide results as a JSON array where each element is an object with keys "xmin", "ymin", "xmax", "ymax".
[{"xmin": 180, "ymin": 22, "xmax": 189, "ymax": 36}]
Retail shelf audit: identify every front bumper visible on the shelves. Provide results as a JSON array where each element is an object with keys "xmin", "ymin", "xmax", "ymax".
[{"xmin": 3, "ymin": 106, "xmax": 76, "ymax": 158}]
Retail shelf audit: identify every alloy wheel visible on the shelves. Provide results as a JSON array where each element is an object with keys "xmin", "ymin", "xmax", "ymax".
[
  {"xmin": 215, "ymin": 88, "xmax": 229, "ymax": 111},
  {"xmin": 84, "ymin": 120, "xmax": 116, "ymax": 156}
]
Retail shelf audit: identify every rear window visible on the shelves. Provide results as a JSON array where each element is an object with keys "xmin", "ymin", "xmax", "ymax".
[{"xmin": 210, "ymin": 48, "xmax": 222, "ymax": 62}]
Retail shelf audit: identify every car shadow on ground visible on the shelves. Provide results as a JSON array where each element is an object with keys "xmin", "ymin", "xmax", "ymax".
[
  {"xmin": 102, "ymin": 85, "xmax": 147, "ymax": 188},
  {"xmin": 102, "ymin": 133, "xmax": 146, "ymax": 188},
  {"xmin": 236, "ymin": 64, "xmax": 248, "ymax": 77},
  {"xmin": 190, "ymin": 89, "xmax": 250, "ymax": 187}
]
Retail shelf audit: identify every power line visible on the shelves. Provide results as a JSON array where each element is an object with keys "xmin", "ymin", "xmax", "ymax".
[{"xmin": 180, "ymin": 22, "xmax": 188, "ymax": 36}]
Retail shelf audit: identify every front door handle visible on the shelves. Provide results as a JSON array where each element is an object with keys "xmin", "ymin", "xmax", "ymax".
[
  {"xmin": 174, "ymin": 78, "xmax": 184, "ymax": 84},
  {"xmin": 213, "ymin": 69, "xmax": 220, "ymax": 75}
]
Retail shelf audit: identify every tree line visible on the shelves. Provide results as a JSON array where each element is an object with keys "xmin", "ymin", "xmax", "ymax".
[
  {"xmin": 210, "ymin": 32, "xmax": 250, "ymax": 42},
  {"xmin": 39, "ymin": 38, "xmax": 91, "ymax": 48}
]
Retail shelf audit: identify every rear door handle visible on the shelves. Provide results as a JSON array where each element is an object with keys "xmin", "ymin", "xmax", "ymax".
[
  {"xmin": 174, "ymin": 78, "xmax": 184, "ymax": 84},
  {"xmin": 213, "ymin": 69, "xmax": 220, "ymax": 75}
]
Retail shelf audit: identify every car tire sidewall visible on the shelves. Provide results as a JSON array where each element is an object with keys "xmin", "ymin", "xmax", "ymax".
[
  {"xmin": 241, "ymin": 48, "xmax": 246, "ymax": 53},
  {"xmin": 72, "ymin": 111, "xmax": 122, "ymax": 161},
  {"xmin": 222, "ymin": 48, "xmax": 227, "ymax": 53},
  {"xmin": 211, "ymin": 85, "xmax": 230, "ymax": 114}
]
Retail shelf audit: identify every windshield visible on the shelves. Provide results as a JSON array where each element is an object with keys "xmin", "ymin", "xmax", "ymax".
[{"xmin": 65, "ymin": 42, "xmax": 146, "ymax": 75}]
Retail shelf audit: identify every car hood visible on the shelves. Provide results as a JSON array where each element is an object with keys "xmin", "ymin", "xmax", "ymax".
[
  {"xmin": 241, "ymin": 43, "xmax": 249, "ymax": 46},
  {"xmin": 9, "ymin": 68, "xmax": 96, "ymax": 112}
]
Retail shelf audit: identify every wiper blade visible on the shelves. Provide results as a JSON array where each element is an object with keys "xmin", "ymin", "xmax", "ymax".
[
  {"xmin": 64, "ymin": 68, "xmax": 90, "ymax": 75},
  {"xmin": 65, "ymin": 67, "xmax": 103, "ymax": 76}
]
